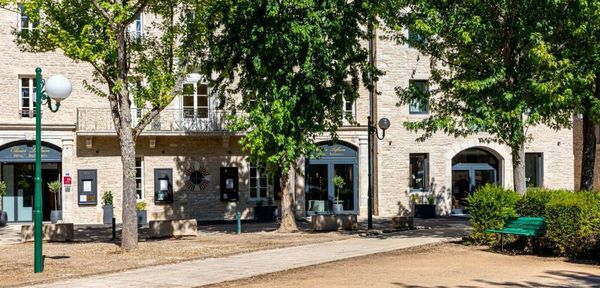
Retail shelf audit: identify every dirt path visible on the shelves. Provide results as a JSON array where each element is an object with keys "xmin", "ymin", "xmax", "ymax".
[{"xmin": 207, "ymin": 243, "xmax": 600, "ymax": 288}]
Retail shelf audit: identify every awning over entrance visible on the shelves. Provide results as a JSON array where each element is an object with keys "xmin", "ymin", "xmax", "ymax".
[{"xmin": 0, "ymin": 141, "xmax": 62, "ymax": 163}]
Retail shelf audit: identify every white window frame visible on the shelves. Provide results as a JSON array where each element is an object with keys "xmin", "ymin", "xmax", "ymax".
[
  {"xmin": 19, "ymin": 76, "xmax": 36, "ymax": 118},
  {"xmin": 181, "ymin": 82, "xmax": 209, "ymax": 119},
  {"xmin": 343, "ymin": 97, "xmax": 356, "ymax": 120},
  {"xmin": 18, "ymin": 4, "xmax": 36, "ymax": 32},
  {"xmin": 135, "ymin": 157, "xmax": 144, "ymax": 200},
  {"xmin": 409, "ymin": 153, "xmax": 429, "ymax": 192},
  {"xmin": 128, "ymin": 13, "xmax": 143, "ymax": 39},
  {"xmin": 249, "ymin": 163, "xmax": 268, "ymax": 200}
]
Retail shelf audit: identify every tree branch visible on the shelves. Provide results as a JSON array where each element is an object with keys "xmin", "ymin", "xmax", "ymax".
[
  {"xmin": 123, "ymin": 0, "xmax": 148, "ymax": 26},
  {"xmin": 91, "ymin": 0, "xmax": 116, "ymax": 29}
]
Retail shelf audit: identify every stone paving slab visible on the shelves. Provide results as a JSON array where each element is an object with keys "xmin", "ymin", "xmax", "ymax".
[{"xmin": 30, "ymin": 235, "xmax": 460, "ymax": 288}]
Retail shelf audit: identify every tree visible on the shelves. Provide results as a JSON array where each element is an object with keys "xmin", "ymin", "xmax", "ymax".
[
  {"xmin": 381, "ymin": 0, "xmax": 573, "ymax": 194},
  {"xmin": 551, "ymin": 1, "xmax": 600, "ymax": 191},
  {"xmin": 15, "ymin": 0, "xmax": 204, "ymax": 250},
  {"xmin": 202, "ymin": 0, "xmax": 375, "ymax": 231}
]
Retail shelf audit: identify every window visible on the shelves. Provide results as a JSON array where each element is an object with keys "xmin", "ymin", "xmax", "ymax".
[
  {"xmin": 249, "ymin": 164, "xmax": 267, "ymax": 199},
  {"xmin": 182, "ymin": 82, "xmax": 209, "ymax": 119},
  {"xmin": 128, "ymin": 13, "xmax": 143, "ymax": 39},
  {"xmin": 408, "ymin": 80, "xmax": 429, "ymax": 114},
  {"xmin": 408, "ymin": 29, "xmax": 425, "ymax": 48},
  {"xmin": 343, "ymin": 98, "xmax": 355, "ymax": 119},
  {"xmin": 525, "ymin": 153, "xmax": 543, "ymax": 187},
  {"xmin": 19, "ymin": 77, "xmax": 37, "ymax": 117},
  {"xmin": 136, "ymin": 157, "xmax": 144, "ymax": 200},
  {"xmin": 410, "ymin": 154, "xmax": 429, "ymax": 192},
  {"xmin": 19, "ymin": 4, "xmax": 37, "ymax": 32}
]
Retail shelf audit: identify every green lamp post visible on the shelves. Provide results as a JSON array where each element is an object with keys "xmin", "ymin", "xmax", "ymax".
[{"xmin": 34, "ymin": 67, "xmax": 72, "ymax": 273}]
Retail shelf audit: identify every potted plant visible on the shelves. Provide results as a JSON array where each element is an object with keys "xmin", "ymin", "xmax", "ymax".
[
  {"xmin": 0, "ymin": 181, "xmax": 7, "ymax": 226},
  {"xmin": 47, "ymin": 180, "xmax": 62, "ymax": 223},
  {"xmin": 332, "ymin": 175, "xmax": 345, "ymax": 214},
  {"xmin": 136, "ymin": 201, "xmax": 147, "ymax": 227},
  {"xmin": 414, "ymin": 193, "xmax": 436, "ymax": 219},
  {"xmin": 102, "ymin": 191, "xmax": 114, "ymax": 225}
]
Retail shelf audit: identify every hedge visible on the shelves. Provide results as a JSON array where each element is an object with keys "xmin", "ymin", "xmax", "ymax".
[{"xmin": 467, "ymin": 184, "xmax": 520, "ymax": 246}]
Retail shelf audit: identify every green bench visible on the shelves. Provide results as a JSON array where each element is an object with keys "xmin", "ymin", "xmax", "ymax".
[{"xmin": 484, "ymin": 216, "xmax": 546, "ymax": 252}]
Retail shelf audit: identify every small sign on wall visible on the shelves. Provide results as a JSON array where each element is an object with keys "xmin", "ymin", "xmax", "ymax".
[{"xmin": 63, "ymin": 175, "xmax": 72, "ymax": 185}]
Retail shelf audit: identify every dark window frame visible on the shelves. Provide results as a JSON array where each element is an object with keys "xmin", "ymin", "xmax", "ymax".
[
  {"xmin": 410, "ymin": 153, "xmax": 429, "ymax": 192},
  {"xmin": 408, "ymin": 80, "xmax": 430, "ymax": 114}
]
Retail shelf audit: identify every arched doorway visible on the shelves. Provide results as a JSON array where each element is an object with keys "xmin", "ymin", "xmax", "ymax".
[
  {"xmin": 451, "ymin": 148, "xmax": 499, "ymax": 214},
  {"xmin": 0, "ymin": 141, "xmax": 62, "ymax": 222},
  {"xmin": 305, "ymin": 141, "xmax": 358, "ymax": 215}
]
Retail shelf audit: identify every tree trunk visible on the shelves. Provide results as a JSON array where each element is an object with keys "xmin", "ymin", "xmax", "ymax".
[
  {"xmin": 581, "ymin": 113, "xmax": 596, "ymax": 191},
  {"xmin": 580, "ymin": 73, "xmax": 600, "ymax": 191},
  {"xmin": 277, "ymin": 167, "xmax": 298, "ymax": 233},
  {"xmin": 115, "ymin": 24, "xmax": 138, "ymax": 251},
  {"xmin": 512, "ymin": 142, "xmax": 526, "ymax": 195}
]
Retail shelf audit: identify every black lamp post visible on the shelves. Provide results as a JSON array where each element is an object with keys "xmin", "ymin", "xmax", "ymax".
[{"xmin": 367, "ymin": 116, "xmax": 390, "ymax": 230}]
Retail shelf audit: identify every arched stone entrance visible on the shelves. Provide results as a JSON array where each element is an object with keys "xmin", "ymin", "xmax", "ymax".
[
  {"xmin": 0, "ymin": 141, "xmax": 62, "ymax": 222},
  {"xmin": 451, "ymin": 147, "xmax": 499, "ymax": 214},
  {"xmin": 305, "ymin": 141, "xmax": 358, "ymax": 215}
]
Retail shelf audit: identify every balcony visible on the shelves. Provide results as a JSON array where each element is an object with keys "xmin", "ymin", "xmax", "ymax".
[{"xmin": 76, "ymin": 108, "xmax": 242, "ymax": 136}]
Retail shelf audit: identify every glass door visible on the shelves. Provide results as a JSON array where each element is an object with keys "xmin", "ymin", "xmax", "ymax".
[
  {"xmin": 451, "ymin": 170, "xmax": 470, "ymax": 210},
  {"xmin": 334, "ymin": 164, "xmax": 355, "ymax": 212},
  {"xmin": 2, "ymin": 164, "xmax": 15, "ymax": 222},
  {"xmin": 15, "ymin": 164, "xmax": 34, "ymax": 222},
  {"xmin": 305, "ymin": 164, "xmax": 328, "ymax": 213}
]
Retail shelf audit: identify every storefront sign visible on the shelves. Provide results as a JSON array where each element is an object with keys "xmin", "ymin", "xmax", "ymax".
[
  {"xmin": 318, "ymin": 143, "xmax": 357, "ymax": 158},
  {"xmin": 63, "ymin": 175, "xmax": 72, "ymax": 185},
  {"xmin": 0, "ymin": 144, "xmax": 61, "ymax": 162}
]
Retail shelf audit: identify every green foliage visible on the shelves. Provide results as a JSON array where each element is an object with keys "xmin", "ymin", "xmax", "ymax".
[
  {"xmin": 516, "ymin": 188, "xmax": 571, "ymax": 217},
  {"xmin": 467, "ymin": 185, "xmax": 520, "ymax": 246},
  {"xmin": 203, "ymin": 0, "xmax": 376, "ymax": 174},
  {"xmin": 47, "ymin": 180, "xmax": 61, "ymax": 194},
  {"xmin": 333, "ymin": 175, "xmax": 345, "ymax": 203},
  {"xmin": 135, "ymin": 201, "xmax": 147, "ymax": 211},
  {"xmin": 102, "ymin": 191, "xmax": 114, "ymax": 206},
  {"xmin": 380, "ymin": 1, "xmax": 575, "ymax": 192},
  {"xmin": 545, "ymin": 191, "xmax": 600, "ymax": 258},
  {"xmin": 0, "ymin": 181, "xmax": 6, "ymax": 196}
]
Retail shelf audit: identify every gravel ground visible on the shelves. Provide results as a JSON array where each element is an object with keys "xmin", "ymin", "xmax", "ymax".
[
  {"xmin": 0, "ymin": 231, "xmax": 351, "ymax": 287},
  {"xmin": 206, "ymin": 243, "xmax": 600, "ymax": 288}
]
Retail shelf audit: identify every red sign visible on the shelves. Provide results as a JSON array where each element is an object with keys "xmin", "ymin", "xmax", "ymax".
[{"xmin": 63, "ymin": 176, "xmax": 72, "ymax": 185}]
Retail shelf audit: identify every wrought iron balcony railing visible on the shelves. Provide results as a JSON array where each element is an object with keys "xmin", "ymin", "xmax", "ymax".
[{"xmin": 76, "ymin": 108, "xmax": 241, "ymax": 135}]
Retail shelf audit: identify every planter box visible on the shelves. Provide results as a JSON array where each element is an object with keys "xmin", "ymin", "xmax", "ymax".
[
  {"xmin": 149, "ymin": 219, "xmax": 198, "ymax": 238},
  {"xmin": 21, "ymin": 223, "xmax": 74, "ymax": 242},
  {"xmin": 311, "ymin": 214, "xmax": 357, "ymax": 231},
  {"xmin": 254, "ymin": 206, "xmax": 277, "ymax": 222},
  {"xmin": 137, "ymin": 210, "xmax": 147, "ymax": 226},
  {"xmin": 50, "ymin": 210, "xmax": 62, "ymax": 224},
  {"xmin": 414, "ymin": 204, "xmax": 436, "ymax": 219},
  {"xmin": 103, "ymin": 205, "xmax": 114, "ymax": 225},
  {"xmin": 0, "ymin": 211, "xmax": 7, "ymax": 227}
]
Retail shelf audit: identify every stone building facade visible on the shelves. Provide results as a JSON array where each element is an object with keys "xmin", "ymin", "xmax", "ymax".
[{"xmin": 0, "ymin": 7, "xmax": 575, "ymax": 224}]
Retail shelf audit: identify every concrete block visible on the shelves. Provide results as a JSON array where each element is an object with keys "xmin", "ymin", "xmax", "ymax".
[
  {"xmin": 149, "ymin": 219, "xmax": 198, "ymax": 238},
  {"xmin": 391, "ymin": 216, "xmax": 414, "ymax": 229},
  {"xmin": 311, "ymin": 214, "xmax": 357, "ymax": 231},
  {"xmin": 21, "ymin": 223, "xmax": 74, "ymax": 242}
]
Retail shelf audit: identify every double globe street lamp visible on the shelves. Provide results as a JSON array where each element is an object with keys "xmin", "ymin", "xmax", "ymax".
[{"xmin": 33, "ymin": 67, "xmax": 72, "ymax": 273}]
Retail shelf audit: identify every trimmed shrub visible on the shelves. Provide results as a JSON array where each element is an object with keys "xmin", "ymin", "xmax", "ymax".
[
  {"xmin": 467, "ymin": 184, "xmax": 520, "ymax": 246},
  {"xmin": 516, "ymin": 188, "xmax": 570, "ymax": 216},
  {"xmin": 545, "ymin": 191, "xmax": 600, "ymax": 258}
]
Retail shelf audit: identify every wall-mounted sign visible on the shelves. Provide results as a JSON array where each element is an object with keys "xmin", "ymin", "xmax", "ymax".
[
  {"xmin": 63, "ymin": 175, "xmax": 72, "ymax": 185},
  {"xmin": 0, "ymin": 143, "xmax": 61, "ymax": 163}
]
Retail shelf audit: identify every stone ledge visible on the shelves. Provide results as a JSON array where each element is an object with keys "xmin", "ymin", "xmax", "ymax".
[
  {"xmin": 21, "ymin": 223, "xmax": 74, "ymax": 242},
  {"xmin": 149, "ymin": 219, "xmax": 198, "ymax": 238},
  {"xmin": 311, "ymin": 214, "xmax": 357, "ymax": 231}
]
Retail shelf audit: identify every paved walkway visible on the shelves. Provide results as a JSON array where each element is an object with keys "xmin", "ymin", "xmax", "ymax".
[{"xmin": 30, "ymin": 222, "xmax": 467, "ymax": 288}]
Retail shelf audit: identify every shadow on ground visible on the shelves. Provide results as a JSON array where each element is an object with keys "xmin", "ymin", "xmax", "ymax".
[{"xmin": 390, "ymin": 270, "xmax": 600, "ymax": 288}]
